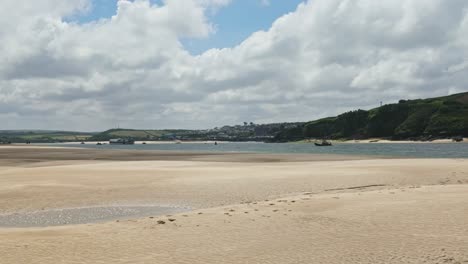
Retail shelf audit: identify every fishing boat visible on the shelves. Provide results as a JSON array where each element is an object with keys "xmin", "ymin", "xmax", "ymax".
[{"xmin": 314, "ymin": 140, "xmax": 332, "ymax": 146}]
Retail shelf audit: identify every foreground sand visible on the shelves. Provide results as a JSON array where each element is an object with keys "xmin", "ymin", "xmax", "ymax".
[{"xmin": 1, "ymin": 147, "xmax": 468, "ymax": 263}]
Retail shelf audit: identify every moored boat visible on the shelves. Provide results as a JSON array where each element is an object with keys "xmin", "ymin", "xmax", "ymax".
[
  {"xmin": 314, "ymin": 140, "xmax": 332, "ymax": 146},
  {"xmin": 109, "ymin": 138, "xmax": 135, "ymax": 145}
]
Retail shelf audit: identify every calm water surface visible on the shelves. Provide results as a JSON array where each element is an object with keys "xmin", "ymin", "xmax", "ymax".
[
  {"xmin": 51, "ymin": 142, "xmax": 468, "ymax": 158},
  {"xmin": 0, "ymin": 205, "xmax": 188, "ymax": 228}
]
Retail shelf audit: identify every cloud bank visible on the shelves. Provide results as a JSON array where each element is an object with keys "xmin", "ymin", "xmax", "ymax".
[{"xmin": 0, "ymin": 0, "xmax": 467, "ymax": 130}]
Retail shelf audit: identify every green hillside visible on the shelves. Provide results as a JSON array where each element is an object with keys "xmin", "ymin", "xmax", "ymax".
[
  {"xmin": 273, "ymin": 92, "xmax": 468, "ymax": 142},
  {"xmin": 0, "ymin": 130, "xmax": 94, "ymax": 143},
  {"xmin": 89, "ymin": 129, "xmax": 199, "ymax": 141}
]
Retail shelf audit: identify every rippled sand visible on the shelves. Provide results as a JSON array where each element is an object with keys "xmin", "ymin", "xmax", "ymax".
[{"xmin": 0, "ymin": 146, "xmax": 467, "ymax": 263}]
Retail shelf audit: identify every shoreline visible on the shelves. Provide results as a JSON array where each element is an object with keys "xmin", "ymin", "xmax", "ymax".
[
  {"xmin": 298, "ymin": 138, "xmax": 468, "ymax": 144},
  {"xmin": 4, "ymin": 136, "xmax": 467, "ymax": 146}
]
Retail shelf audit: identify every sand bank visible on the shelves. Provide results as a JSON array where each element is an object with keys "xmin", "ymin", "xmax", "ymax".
[
  {"xmin": 1, "ymin": 185, "xmax": 467, "ymax": 264},
  {"xmin": 0, "ymin": 147, "xmax": 467, "ymax": 263}
]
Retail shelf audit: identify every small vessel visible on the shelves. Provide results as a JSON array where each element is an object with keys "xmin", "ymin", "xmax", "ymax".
[
  {"xmin": 96, "ymin": 142, "xmax": 102, "ymax": 145},
  {"xmin": 314, "ymin": 140, "xmax": 332, "ymax": 146},
  {"xmin": 109, "ymin": 138, "xmax": 135, "ymax": 145}
]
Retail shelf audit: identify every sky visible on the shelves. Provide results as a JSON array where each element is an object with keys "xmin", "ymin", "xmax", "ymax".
[
  {"xmin": 73, "ymin": 0, "xmax": 304, "ymax": 54},
  {"xmin": 0, "ymin": 0, "xmax": 467, "ymax": 131}
]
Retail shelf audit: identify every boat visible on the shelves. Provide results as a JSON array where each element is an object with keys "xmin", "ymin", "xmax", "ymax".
[
  {"xmin": 96, "ymin": 142, "xmax": 102, "ymax": 145},
  {"xmin": 314, "ymin": 140, "xmax": 332, "ymax": 146},
  {"xmin": 109, "ymin": 138, "xmax": 135, "ymax": 145}
]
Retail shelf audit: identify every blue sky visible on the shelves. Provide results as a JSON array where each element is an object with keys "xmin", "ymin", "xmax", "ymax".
[{"xmin": 74, "ymin": 0, "xmax": 304, "ymax": 54}]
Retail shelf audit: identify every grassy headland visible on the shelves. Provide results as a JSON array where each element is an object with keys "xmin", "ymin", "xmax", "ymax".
[{"xmin": 273, "ymin": 92, "xmax": 468, "ymax": 142}]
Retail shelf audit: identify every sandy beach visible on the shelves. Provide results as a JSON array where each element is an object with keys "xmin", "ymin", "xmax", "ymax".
[{"xmin": 1, "ymin": 146, "xmax": 468, "ymax": 263}]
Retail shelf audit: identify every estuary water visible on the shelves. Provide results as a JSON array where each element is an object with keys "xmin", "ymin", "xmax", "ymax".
[{"xmin": 53, "ymin": 142, "xmax": 468, "ymax": 158}]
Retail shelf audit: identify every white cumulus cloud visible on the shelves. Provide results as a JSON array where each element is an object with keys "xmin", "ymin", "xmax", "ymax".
[{"xmin": 0, "ymin": 0, "xmax": 467, "ymax": 130}]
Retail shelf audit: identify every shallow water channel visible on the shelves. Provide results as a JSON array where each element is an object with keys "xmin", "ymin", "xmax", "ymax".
[{"xmin": 0, "ymin": 205, "xmax": 188, "ymax": 228}]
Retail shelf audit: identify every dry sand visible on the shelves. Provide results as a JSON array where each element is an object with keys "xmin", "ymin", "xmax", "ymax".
[{"xmin": 1, "ymin": 146, "xmax": 468, "ymax": 263}]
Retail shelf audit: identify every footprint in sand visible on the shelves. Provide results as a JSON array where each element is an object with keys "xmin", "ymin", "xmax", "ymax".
[
  {"xmin": 157, "ymin": 220, "xmax": 166, "ymax": 225},
  {"xmin": 168, "ymin": 219, "xmax": 176, "ymax": 222}
]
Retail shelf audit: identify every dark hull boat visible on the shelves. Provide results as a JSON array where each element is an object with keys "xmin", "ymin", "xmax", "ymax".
[{"xmin": 314, "ymin": 140, "xmax": 332, "ymax": 146}]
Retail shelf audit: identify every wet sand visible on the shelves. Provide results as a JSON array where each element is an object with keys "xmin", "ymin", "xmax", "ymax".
[
  {"xmin": 0, "ymin": 145, "xmax": 373, "ymax": 167},
  {"xmin": 1, "ymin": 146, "xmax": 468, "ymax": 263}
]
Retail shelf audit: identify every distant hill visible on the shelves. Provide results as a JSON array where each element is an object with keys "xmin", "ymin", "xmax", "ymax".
[
  {"xmin": 3, "ymin": 92, "xmax": 466, "ymax": 143},
  {"xmin": 89, "ymin": 123, "xmax": 304, "ymax": 142},
  {"xmin": 89, "ymin": 129, "xmax": 198, "ymax": 141},
  {"xmin": 0, "ymin": 130, "xmax": 95, "ymax": 143},
  {"xmin": 273, "ymin": 92, "xmax": 468, "ymax": 142}
]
